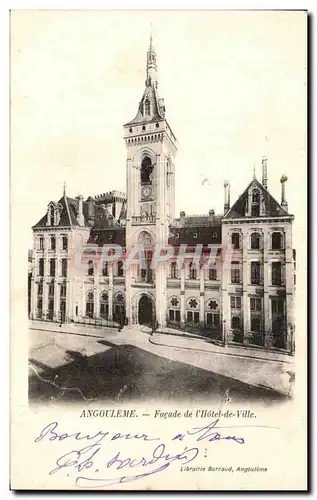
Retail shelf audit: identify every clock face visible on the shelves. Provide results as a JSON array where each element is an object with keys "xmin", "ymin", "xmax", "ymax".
[{"xmin": 142, "ymin": 185, "xmax": 152, "ymax": 199}]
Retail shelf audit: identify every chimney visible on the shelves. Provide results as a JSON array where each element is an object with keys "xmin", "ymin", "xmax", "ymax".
[
  {"xmin": 76, "ymin": 195, "xmax": 84, "ymax": 226},
  {"xmin": 224, "ymin": 181, "xmax": 230, "ymax": 215},
  {"xmin": 262, "ymin": 156, "xmax": 268, "ymax": 190},
  {"xmin": 87, "ymin": 196, "xmax": 95, "ymax": 227},
  {"xmin": 280, "ymin": 175, "xmax": 288, "ymax": 212},
  {"xmin": 180, "ymin": 211, "xmax": 186, "ymax": 225},
  {"xmin": 209, "ymin": 209, "xmax": 215, "ymax": 221}
]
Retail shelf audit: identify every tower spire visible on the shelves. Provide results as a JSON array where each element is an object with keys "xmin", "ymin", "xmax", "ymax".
[{"xmin": 146, "ymin": 26, "xmax": 158, "ymax": 87}]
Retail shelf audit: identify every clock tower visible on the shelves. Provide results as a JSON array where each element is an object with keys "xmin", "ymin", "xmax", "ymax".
[{"xmin": 123, "ymin": 35, "xmax": 178, "ymax": 328}]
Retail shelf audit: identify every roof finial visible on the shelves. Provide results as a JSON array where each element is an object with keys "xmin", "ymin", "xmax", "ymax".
[
  {"xmin": 253, "ymin": 164, "xmax": 256, "ymax": 179},
  {"xmin": 149, "ymin": 22, "xmax": 153, "ymax": 50},
  {"xmin": 63, "ymin": 181, "xmax": 66, "ymax": 197}
]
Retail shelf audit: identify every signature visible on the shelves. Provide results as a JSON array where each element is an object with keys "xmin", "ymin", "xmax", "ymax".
[
  {"xmin": 34, "ymin": 419, "xmax": 278, "ymax": 488},
  {"xmin": 49, "ymin": 442, "xmax": 199, "ymax": 488}
]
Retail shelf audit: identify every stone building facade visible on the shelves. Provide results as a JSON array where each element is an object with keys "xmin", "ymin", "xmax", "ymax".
[{"xmin": 30, "ymin": 37, "xmax": 296, "ymax": 352}]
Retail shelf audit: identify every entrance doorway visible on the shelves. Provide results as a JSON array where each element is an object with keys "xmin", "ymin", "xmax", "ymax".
[{"xmin": 138, "ymin": 295, "xmax": 154, "ymax": 326}]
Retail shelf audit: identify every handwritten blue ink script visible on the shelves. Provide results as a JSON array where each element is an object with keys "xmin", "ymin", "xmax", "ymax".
[{"xmin": 34, "ymin": 419, "xmax": 277, "ymax": 488}]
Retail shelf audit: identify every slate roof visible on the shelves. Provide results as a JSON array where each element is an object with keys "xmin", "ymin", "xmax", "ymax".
[
  {"xmin": 32, "ymin": 196, "xmax": 86, "ymax": 229},
  {"xmin": 225, "ymin": 178, "xmax": 290, "ymax": 219},
  {"xmin": 124, "ymin": 83, "xmax": 165, "ymax": 126}
]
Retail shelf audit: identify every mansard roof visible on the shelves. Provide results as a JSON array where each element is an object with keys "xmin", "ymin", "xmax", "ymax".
[
  {"xmin": 169, "ymin": 213, "xmax": 222, "ymax": 246},
  {"xmin": 224, "ymin": 177, "xmax": 290, "ymax": 219}
]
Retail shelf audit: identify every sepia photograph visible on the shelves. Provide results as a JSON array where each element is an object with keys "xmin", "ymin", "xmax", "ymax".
[{"xmin": 10, "ymin": 9, "xmax": 307, "ymax": 490}]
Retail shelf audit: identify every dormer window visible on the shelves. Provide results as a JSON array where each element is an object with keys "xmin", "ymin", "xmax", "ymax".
[
  {"xmin": 252, "ymin": 190, "xmax": 260, "ymax": 203},
  {"xmin": 251, "ymin": 189, "xmax": 260, "ymax": 217},
  {"xmin": 46, "ymin": 201, "xmax": 61, "ymax": 226},
  {"xmin": 144, "ymin": 99, "xmax": 151, "ymax": 116}
]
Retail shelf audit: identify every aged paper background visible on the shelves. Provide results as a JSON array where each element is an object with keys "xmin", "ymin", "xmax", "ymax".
[{"xmin": 10, "ymin": 10, "xmax": 307, "ymax": 490}]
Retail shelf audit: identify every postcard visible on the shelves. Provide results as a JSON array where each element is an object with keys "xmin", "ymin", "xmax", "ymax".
[{"xmin": 10, "ymin": 9, "xmax": 307, "ymax": 490}]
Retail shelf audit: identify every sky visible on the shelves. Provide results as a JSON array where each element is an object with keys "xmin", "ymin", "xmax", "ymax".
[{"xmin": 10, "ymin": 10, "xmax": 307, "ymax": 248}]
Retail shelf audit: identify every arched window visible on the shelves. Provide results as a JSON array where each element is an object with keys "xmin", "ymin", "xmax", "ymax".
[
  {"xmin": 188, "ymin": 262, "xmax": 197, "ymax": 280},
  {"xmin": 231, "ymin": 233, "xmax": 240, "ymax": 250},
  {"xmin": 168, "ymin": 296, "xmax": 180, "ymax": 323},
  {"xmin": 170, "ymin": 262, "xmax": 178, "ymax": 279},
  {"xmin": 86, "ymin": 291, "xmax": 94, "ymax": 318},
  {"xmin": 250, "ymin": 232, "xmax": 261, "ymax": 250},
  {"xmin": 141, "ymin": 156, "xmax": 153, "ymax": 184},
  {"xmin": 88, "ymin": 260, "xmax": 94, "ymax": 276},
  {"xmin": 113, "ymin": 293, "xmax": 125, "ymax": 323},
  {"xmin": 272, "ymin": 232, "xmax": 283, "ymax": 250},
  {"xmin": 144, "ymin": 99, "xmax": 150, "ymax": 116},
  {"xmin": 205, "ymin": 300, "xmax": 220, "ymax": 328},
  {"xmin": 100, "ymin": 291, "xmax": 109, "ymax": 319},
  {"xmin": 252, "ymin": 189, "xmax": 260, "ymax": 203}
]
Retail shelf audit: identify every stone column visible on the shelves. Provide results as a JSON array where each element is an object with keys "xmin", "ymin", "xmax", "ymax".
[
  {"xmin": 94, "ymin": 281, "xmax": 99, "ymax": 319},
  {"xmin": 221, "ymin": 230, "xmax": 230, "ymax": 342},
  {"xmin": 199, "ymin": 267, "xmax": 205, "ymax": 328},
  {"xmin": 285, "ymin": 227, "xmax": 294, "ymax": 352},
  {"xmin": 180, "ymin": 265, "xmax": 185, "ymax": 327},
  {"xmin": 42, "ymin": 281, "xmax": 48, "ymax": 320},
  {"xmin": 53, "ymin": 244, "xmax": 60, "ymax": 321},
  {"xmin": 126, "ymin": 158, "xmax": 133, "ymax": 220},
  {"xmin": 155, "ymin": 153, "xmax": 168, "ymax": 328},
  {"xmin": 242, "ymin": 230, "xmax": 251, "ymax": 344},
  {"xmin": 263, "ymin": 227, "xmax": 273, "ymax": 347},
  {"xmin": 31, "ymin": 277, "xmax": 37, "ymax": 319},
  {"xmin": 81, "ymin": 284, "xmax": 86, "ymax": 319},
  {"xmin": 108, "ymin": 264, "xmax": 113, "ymax": 321}
]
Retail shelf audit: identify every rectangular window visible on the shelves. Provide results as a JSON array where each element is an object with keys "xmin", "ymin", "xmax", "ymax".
[
  {"xmin": 189, "ymin": 265, "xmax": 197, "ymax": 280},
  {"xmin": 117, "ymin": 261, "xmax": 124, "ymax": 277},
  {"xmin": 60, "ymin": 284, "xmax": 66, "ymax": 298},
  {"xmin": 39, "ymin": 258, "xmax": 44, "ymax": 277},
  {"xmin": 209, "ymin": 268, "xmax": 217, "ymax": 281},
  {"xmin": 102, "ymin": 262, "xmax": 108, "ymax": 276},
  {"xmin": 271, "ymin": 262, "xmax": 282, "ymax": 286},
  {"xmin": 61, "ymin": 258, "xmax": 67, "ymax": 277},
  {"xmin": 250, "ymin": 297, "xmax": 262, "ymax": 312},
  {"xmin": 272, "ymin": 298, "xmax": 284, "ymax": 315},
  {"xmin": 38, "ymin": 283, "xmax": 43, "ymax": 296},
  {"xmin": 88, "ymin": 260, "xmax": 94, "ymax": 276},
  {"xmin": 169, "ymin": 310, "xmax": 181, "ymax": 322},
  {"xmin": 251, "ymin": 262, "xmax": 261, "ymax": 285},
  {"xmin": 171, "ymin": 263, "xmax": 177, "ymax": 279},
  {"xmin": 49, "ymin": 258, "xmax": 56, "ymax": 277},
  {"xmin": 37, "ymin": 297, "xmax": 43, "ymax": 316},
  {"xmin": 231, "ymin": 268, "xmax": 240, "ymax": 284},
  {"xmin": 186, "ymin": 311, "xmax": 199, "ymax": 323},
  {"xmin": 62, "ymin": 236, "xmax": 68, "ymax": 250},
  {"xmin": 39, "ymin": 237, "xmax": 44, "ymax": 250},
  {"xmin": 206, "ymin": 312, "xmax": 220, "ymax": 327},
  {"xmin": 50, "ymin": 236, "xmax": 56, "ymax": 251},
  {"xmin": 48, "ymin": 284, "xmax": 54, "ymax": 296},
  {"xmin": 231, "ymin": 296, "xmax": 242, "ymax": 309}
]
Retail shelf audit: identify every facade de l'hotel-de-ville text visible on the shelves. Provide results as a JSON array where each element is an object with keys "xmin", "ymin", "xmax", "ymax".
[{"xmin": 28, "ymin": 36, "xmax": 296, "ymax": 354}]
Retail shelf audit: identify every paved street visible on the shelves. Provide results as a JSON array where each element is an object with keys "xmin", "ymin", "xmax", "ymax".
[{"xmin": 28, "ymin": 325, "xmax": 291, "ymax": 404}]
